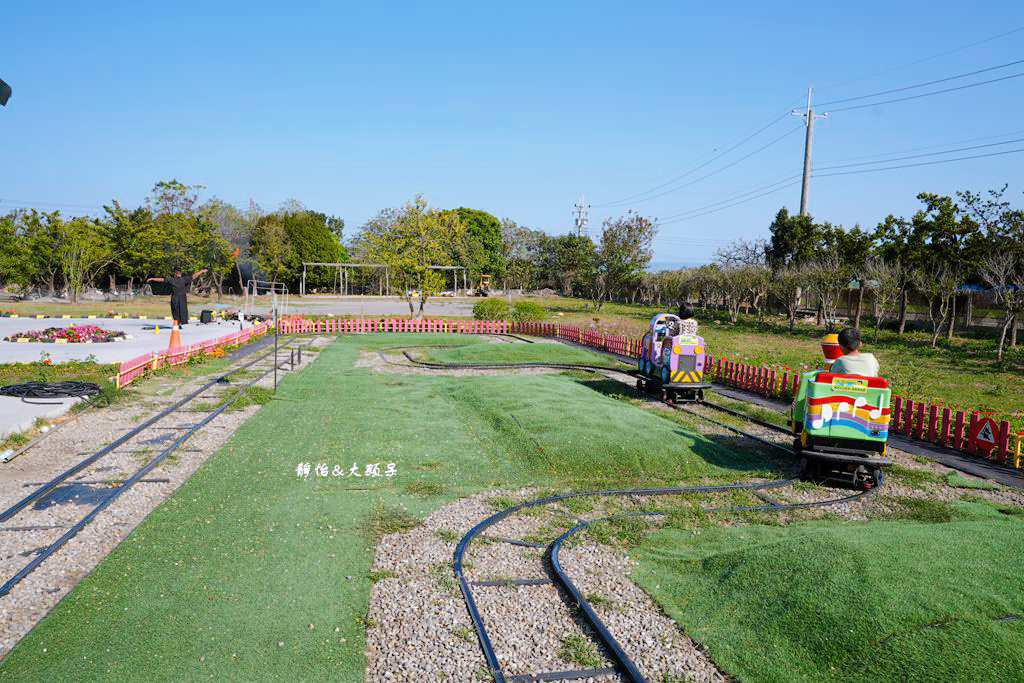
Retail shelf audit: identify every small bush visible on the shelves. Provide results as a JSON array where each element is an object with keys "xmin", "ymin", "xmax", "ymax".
[
  {"xmin": 472, "ymin": 299, "xmax": 511, "ymax": 320},
  {"xmin": 511, "ymin": 300, "xmax": 547, "ymax": 322}
]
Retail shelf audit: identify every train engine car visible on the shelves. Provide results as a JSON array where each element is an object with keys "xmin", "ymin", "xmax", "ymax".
[
  {"xmin": 790, "ymin": 370, "xmax": 892, "ymax": 489},
  {"xmin": 633, "ymin": 313, "xmax": 711, "ymax": 403}
]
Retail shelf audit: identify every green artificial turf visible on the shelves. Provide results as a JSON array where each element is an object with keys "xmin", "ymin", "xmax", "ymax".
[
  {"xmin": 631, "ymin": 501, "xmax": 1024, "ymax": 682},
  {"xmin": 424, "ymin": 341, "xmax": 627, "ymax": 369},
  {"xmin": 0, "ymin": 333, "xmax": 766, "ymax": 681}
]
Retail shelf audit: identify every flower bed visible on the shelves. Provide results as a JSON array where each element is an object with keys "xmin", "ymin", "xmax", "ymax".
[{"xmin": 4, "ymin": 325, "xmax": 130, "ymax": 343}]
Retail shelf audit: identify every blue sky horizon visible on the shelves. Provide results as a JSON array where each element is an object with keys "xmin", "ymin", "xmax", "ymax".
[{"xmin": 3, "ymin": 2, "xmax": 1023, "ymax": 269}]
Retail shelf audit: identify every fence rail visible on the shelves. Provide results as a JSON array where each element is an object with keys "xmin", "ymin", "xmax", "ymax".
[{"xmin": 116, "ymin": 322, "xmax": 270, "ymax": 389}]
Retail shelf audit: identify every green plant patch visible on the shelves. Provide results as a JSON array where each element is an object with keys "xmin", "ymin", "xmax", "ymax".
[
  {"xmin": 888, "ymin": 464, "xmax": 943, "ymax": 488},
  {"xmin": 426, "ymin": 342, "xmax": 626, "ymax": 369},
  {"xmin": 632, "ymin": 515, "xmax": 1024, "ymax": 682},
  {"xmin": 946, "ymin": 472, "xmax": 1000, "ymax": 490}
]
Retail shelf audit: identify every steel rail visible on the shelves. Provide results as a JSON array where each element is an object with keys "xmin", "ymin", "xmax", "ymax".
[
  {"xmin": 455, "ymin": 480, "xmax": 797, "ymax": 683},
  {"xmin": 0, "ymin": 335, "xmax": 280, "ymax": 524},
  {"xmin": 0, "ymin": 340, "xmax": 301, "ymax": 598}
]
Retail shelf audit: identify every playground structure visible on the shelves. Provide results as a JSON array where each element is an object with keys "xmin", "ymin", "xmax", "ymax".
[
  {"xmin": 299, "ymin": 262, "xmax": 468, "ymax": 297},
  {"xmin": 243, "ymin": 280, "xmax": 289, "ymax": 318}
]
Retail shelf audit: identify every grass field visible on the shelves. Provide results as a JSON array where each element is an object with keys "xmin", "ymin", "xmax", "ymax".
[
  {"xmin": 0, "ymin": 334, "xmax": 767, "ymax": 681},
  {"xmin": 536, "ymin": 296, "xmax": 1024, "ymax": 425},
  {"xmin": 424, "ymin": 341, "xmax": 629, "ymax": 368},
  {"xmin": 631, "ymin": 500, "xmax": 1024, "ymax": 682}
]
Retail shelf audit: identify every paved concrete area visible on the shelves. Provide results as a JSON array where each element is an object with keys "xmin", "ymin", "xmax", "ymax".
[
  {"xmin": 0, "ymin": 317, "xmax": 254, "ymax": 364},
  {"xmin": 0, "ymin": 397, "xmax": 81, "ymax": 443}
]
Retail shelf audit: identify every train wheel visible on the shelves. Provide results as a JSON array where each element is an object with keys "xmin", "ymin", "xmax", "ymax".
[
  {"xmin": 853, "ymin": 465, "xmax": 871, "ymax": 490},
  {"xmin": 798, "ymin": 456, "xmax": 809, "ymax": 480},
  {"xmin": 660, "ymin": 388, "xmax": 668, "ymax": 402},
  {"xmin": 636, "ymin": 379, "xmax": 644, "ymax": 391},
  {"xmin": 872, "ymin": 468, "xmax": 883, "ymax": 489},
  {"xmin": 697, "ymin": 389, "xmax": 705, "ymax": 403}
]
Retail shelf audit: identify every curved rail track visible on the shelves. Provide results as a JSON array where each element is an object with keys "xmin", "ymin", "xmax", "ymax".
[
  {"xmin": 380, "ymin": 344, "xmax": 880, "ymax": 682},
  {"xmin": 0, "ymin": 336, "xmax": 305, "ymax": 598}
]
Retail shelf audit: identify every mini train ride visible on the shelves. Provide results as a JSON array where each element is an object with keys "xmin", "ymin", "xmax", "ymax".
[
  {"xmin": 789, "ymin": 333, "xmax": 892, "ymax": 490},
  {"xmin": 633, "ymin": 313, "xmax": 711, "ymax": 403}
]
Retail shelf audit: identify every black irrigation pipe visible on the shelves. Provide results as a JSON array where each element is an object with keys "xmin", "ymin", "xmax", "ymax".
[
  {"xmin": 0, "ymin": 381, "xmax": 102, "ymax": 405},
  {"xmin": 0, "ymin": 340, "xmax": 301, "ymax": 599},
  {"xmin": 0, "ymin": 334, "xmax": 281, "ymax": 524}
]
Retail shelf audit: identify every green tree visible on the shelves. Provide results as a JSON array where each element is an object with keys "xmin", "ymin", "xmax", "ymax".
[
  {"xmin": 450, "ymin": 208, "xmax": 505, "ymax": 282},
  {"xmin": 357, "ymin": 195, "xmax": 465, "ymax": 318},
  {"xmin": 765, "ymin": 207, "xmax": 816, "ymax": 270},
  {"xmin": 873, "ymin": 214, "xmax": 925, "ymax": 334},
  {"xmin": 60, "ymin": 216, "xmax": 115, "ymax": 303},
  {"xmin": 595, "ymin": 213, "xmax": 657, "ymax": 308},
  {"xmin": 0, "ymin": 212, "xmax": 30, "ymax": 288}
]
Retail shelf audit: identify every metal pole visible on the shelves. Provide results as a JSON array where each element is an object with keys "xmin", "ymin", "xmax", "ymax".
[{"xmin": 274, "ymin": 307, "xmax": 278, "ymax": 392}]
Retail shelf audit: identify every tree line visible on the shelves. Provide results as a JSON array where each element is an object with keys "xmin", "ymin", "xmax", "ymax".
[
  {"xmin": 636, "ymin": 186, "xmax": 1023, "ymax": 362},
  {"xmin": 0, "ymin": 180, "xmax": 348, "ymax": 302}
]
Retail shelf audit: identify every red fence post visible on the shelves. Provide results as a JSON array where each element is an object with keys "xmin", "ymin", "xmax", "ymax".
[
  {"xmin": 998, "ymin": 421, "xmax": 1011, "ymax": 463},
  {"xmin": 967, "ymin": 412, "xmax": 979, "ymax": 454},
  {"xmin": 927, "ymin": 404, "xmax": 938, "ymax": 443},
  {"xmin": 892, "ymin": 396, "xmax": 903, "ymax": 433},
  {"xmin": 913, "ymin": 403, "xmax": 925, "ymax": 440},
  {"xmin": 769, "ymin": 370, "xmax": 777, "ymax": 397},
  {"xmin": 939, "ymin": 408, "xmax": 951, "ymax": 447},
  {"xmin": 953, "ymin": 411, "xmax": 965, "ymax": 450}
]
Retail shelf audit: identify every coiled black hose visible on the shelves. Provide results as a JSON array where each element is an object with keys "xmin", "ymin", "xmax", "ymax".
[{"xmin": 0, "ymin": 381, "xmax": 102, "ymax": 405}]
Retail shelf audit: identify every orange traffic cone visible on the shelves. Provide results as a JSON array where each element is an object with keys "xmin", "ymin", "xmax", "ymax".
[{"xmin": 168, "ymin": 321, "xmax": 182, "ymax": 349}]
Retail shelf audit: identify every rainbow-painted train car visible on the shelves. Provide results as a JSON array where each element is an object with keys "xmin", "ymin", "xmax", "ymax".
[
  {"xmin": 789, "ymin": 370, "xmax": 892, "ymax": 489},
  {"xmin": 633, "ymin": 313, "xmax": 711, "ymax": 403}
]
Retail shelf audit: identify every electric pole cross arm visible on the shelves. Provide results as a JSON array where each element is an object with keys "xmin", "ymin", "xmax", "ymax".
[{"xmin": 792, "ymin": 86, "xmax": 828, "ymax": 216}]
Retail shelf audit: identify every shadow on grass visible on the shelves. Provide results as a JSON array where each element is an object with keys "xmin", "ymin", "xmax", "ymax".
[{"xmin": 573, "ymin": 376, "xmax": 792, "ymax": 479}]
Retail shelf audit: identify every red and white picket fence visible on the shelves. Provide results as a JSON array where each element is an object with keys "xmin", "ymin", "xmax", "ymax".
[{"xmin": 116, "ymin": 322, "xmax": 270, "ymax": 389}]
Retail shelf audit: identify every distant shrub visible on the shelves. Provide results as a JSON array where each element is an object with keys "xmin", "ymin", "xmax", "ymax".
[
  {"xmin": 473, "ymin": 299, "xmax": 512, "ymax": 320},
  {"xmin": 511, "ymin": 301, "xmax": 548, "ymax": 322}
]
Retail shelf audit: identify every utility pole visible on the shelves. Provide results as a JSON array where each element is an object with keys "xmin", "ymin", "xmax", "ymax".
[
  {"xmin": 792, "ymin": 87, "xmax": 827, "ymax": 217},
  {"xmin": 574, "ymin": 194, "xmax": 589, "ymax": 237}
]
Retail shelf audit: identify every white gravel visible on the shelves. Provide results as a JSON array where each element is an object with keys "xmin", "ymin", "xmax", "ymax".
[
  {"xmin": 364, "ymin": 489, "xmax": 725, "ymax": 682},
  {"xmin": 0, "ymin": 337, "xmax": 328, "ymax": 657}
]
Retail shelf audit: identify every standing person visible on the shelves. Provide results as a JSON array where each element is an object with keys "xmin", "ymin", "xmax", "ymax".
[
  {"xmin": 147, "ymin": 267, "xmax": 207, "ymax": 325},
  {"xmin": 829, "ymin": 327, "xmax": 880, "ymax": 377}
]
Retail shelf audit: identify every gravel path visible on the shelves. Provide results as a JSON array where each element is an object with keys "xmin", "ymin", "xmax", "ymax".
[
  {"xmin": 0, "ymin": 337, "xmax": 330, "ymax": 657},
  {"xmin": 364, "ymin": 489, "xmax": 725, "ymax": 682}
]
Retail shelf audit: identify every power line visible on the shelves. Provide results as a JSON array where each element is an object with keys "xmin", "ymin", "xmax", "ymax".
[
  {"xmin": 657, "ymin": 173, "xmax": 802, "ymax": 221},
  {"xmin": 816, "ymin": 57, "xmax": 1024, "ymax": 107},
  {"xmin": 657, "ymin": 180, "xmax": 803, "ymax": 226},
  {"xmin": 816, "ymin": 26, "xmax": 1024, "ymax": 91},
  {"xmin": 815, "ymin": 137, "xmax": 1024, "ymax": 171},
  {"xmin": 593, "ymin": 109, "xmax": 797, "ymax": 207},
  {"xmin": 816, "ymin": 128, "xmax": 1024, "ymax": 164},
  {"xmin": 0, "ymin": 199, "xmax": 106, "ymax": 211},
  {"xmin": 814, "ymin": 147, "xmax": 1024, "ymax": 177},
  {"xmin": 599, "ymin": 125, "xmax": 803, "ymax": 208},
  {"xmin": 827, "ymin": 71, "xmax": 1024, "ymax": 113}
]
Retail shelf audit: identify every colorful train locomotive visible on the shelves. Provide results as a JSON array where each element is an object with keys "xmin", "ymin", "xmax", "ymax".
[
  {"xmin": 789, "ymin": 334, "xmax": 892, "ymax": 489},
  {"xmin": 633, "ymin": 313, "xmax": 711, "ymax": 403}
]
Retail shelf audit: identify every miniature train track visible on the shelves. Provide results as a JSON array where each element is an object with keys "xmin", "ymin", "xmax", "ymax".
[
  {"xmin": 0, "ymin": 337, "xmax": 304, "ymax": 598},
  {"xmin": 380, "ymin": 345, "xmax": 880, "ymax": 681},
  {"xmin": 458, "ymin": 480, "xmax": 878, "ymax": 682}
]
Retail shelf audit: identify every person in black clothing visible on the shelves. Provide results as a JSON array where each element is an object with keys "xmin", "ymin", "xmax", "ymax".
[{"xmin": 147, "ymin": 268, "xmax": 207, "ymax": 325}]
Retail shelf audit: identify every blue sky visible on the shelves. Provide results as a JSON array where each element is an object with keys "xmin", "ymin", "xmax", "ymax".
[{"xmin": 3, "ymin": 1, "xmax": 1023, "ymax": 267}]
